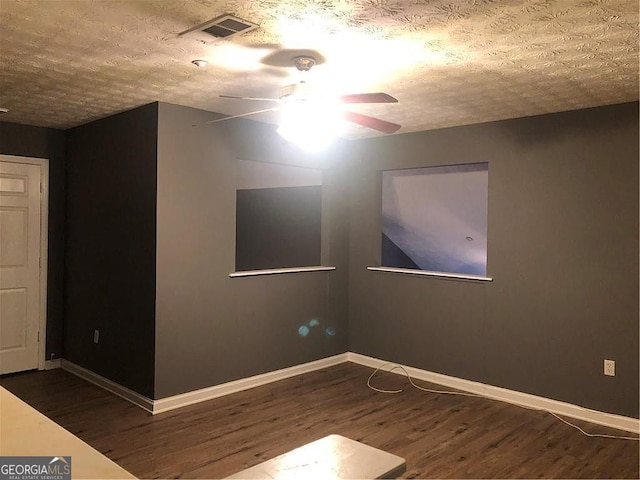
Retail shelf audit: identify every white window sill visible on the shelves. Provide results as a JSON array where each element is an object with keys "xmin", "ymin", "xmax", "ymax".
[
  {"xmin": 367, "ymin": 266, "xmax": 493, "ymax": 282},
  {"xmin": 230, "ymin": 266, "xmax": 336, "ymax": 278}
]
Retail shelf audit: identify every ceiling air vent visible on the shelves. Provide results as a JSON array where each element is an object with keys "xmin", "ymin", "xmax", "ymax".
[{"xmin": 179, "ymin": 14, "xmax": 259, "ymax": 42}]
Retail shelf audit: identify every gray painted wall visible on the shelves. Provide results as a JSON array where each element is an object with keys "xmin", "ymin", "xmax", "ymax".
[
  {"xmin": 5, "ymin": 100, "xmax": 636, "ymax": 420},
  {"xmin": 154, "ymin": 103, "xmax": 350, "ymax": 398},
  {"xmin": 64, "ymin": 104, "xmax": 158, "ymax": 397},
  {"xmin": 0, "ymin": 122, "xmax": 66, "ymax": 360},
  {"xmin": 347, "ymin": 102, "xmax": 639, "ymax": 418}
]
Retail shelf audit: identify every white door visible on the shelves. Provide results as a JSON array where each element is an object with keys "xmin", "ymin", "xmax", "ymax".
[{"xmin": 0, "ymin": 161, "xmax": 42, "ymax": 374}]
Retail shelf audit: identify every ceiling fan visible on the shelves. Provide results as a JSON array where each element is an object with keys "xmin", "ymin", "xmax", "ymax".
[{"xmin": 210, "ymin": 55, "xmax": 401, "ymax": 134}]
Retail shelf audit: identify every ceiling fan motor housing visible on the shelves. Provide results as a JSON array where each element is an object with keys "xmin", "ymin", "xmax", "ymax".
[{"xmin": 293, "ymin": 56, "xmax": 316, "ymax": 71}]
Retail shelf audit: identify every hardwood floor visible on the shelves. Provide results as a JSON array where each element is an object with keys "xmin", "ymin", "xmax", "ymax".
[{"xmin": 1, "ymin": 363, "xmax": 638, "ymax": 479}]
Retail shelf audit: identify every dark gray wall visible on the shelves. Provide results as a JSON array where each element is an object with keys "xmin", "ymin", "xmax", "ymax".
[
  {"xmin": 154, "ymin": 103, "xmax": 350, "ymax": 398},
  {"xmin": 64, "ymin": 104, "xmax": 158, "ymax": 397},
  {"xmin": 0, "ymin": 122, "xmax": 66, "ymax": 359},
  {"xmin": 347, "ymin": 102, "xmax": 639, "ymax": 418}
]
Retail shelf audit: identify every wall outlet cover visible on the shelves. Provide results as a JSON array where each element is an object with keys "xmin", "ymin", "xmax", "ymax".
[{"xmin": 604, "ymin": 359, "xmax": 615, "ymax": 377}]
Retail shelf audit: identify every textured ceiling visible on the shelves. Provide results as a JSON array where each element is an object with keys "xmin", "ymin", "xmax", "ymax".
[{"xmin": 0, "ymin": 0, "xmax": 638, "ymax": 138}]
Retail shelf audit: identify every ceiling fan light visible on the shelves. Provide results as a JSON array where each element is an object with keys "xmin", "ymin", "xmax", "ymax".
[{"xmin": 277, "ymin": 101, "xmax": 343, "ymax": 152}]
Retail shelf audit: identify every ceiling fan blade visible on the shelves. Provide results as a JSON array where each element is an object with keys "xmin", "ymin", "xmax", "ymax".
[
  {"xmin": 342, "ymin": 110, "xmax": 401, "ymax": 134},
  {"xmin": 339, "ymin": 93, "xmax": 398, "ymax": 104},
  {"xmin": 198, "ymin": 107, "xmax": 280, "ymax": 126},
  {"xmin": 220, "ymin": 94, "xmax": 281, "ymax": 102}
]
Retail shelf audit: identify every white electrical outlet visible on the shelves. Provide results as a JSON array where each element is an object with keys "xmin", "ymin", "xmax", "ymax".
[
  {"xmin": 604, "ymin": 359, "xmax": 615, "ymax": 377},
  {"xmin": 94, "ymin": 329, "xmax": 100, "ymax": 344}
]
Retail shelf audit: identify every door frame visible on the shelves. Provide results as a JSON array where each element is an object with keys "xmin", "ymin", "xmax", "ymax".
[{"xmin": 0, "ymin": 154, "xmax": 49, "ymax": 370}]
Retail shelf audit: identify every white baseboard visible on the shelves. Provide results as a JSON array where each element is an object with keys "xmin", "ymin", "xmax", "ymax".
[
  {"xmin": 61, "ymin": 354, "xmax": 349, "ymax": 415},
  {"xmin": 153, "ymin": 353, "xmax": 349, "ymax": 414},
  {"xmin": 60, "ymin": 353, "xmax": 639, "ymax": 434},
  {"xmin": 43, "ymin": 359, "xmax": 61, "ymax": 370},
  {"xmin": 347, "ymin": 352, "xmax": 640, "ymax": 434},
  {"xmin": 61, "ymin": 360, "xmax": 154, "ymax": 413}
]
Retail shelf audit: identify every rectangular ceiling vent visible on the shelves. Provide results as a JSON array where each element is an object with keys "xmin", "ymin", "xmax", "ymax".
[{"xmin": 180, "ymin": 14, "xmax": 259, "ymax": 42}]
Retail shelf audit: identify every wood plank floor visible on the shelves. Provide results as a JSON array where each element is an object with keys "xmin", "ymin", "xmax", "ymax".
[{"xmin": 1, "ymin": 363, "xmax": 638, "ymax": 479}]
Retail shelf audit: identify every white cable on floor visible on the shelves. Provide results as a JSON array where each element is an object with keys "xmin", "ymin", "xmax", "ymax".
[{"xmin": 367, "ymin": 362, "xmax": 640, "ymax": 442}]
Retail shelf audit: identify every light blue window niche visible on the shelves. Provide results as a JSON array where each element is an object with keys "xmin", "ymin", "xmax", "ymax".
[{"xmin": 381, "ymin": 163, "xmax": 488, "ymax": 277}]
